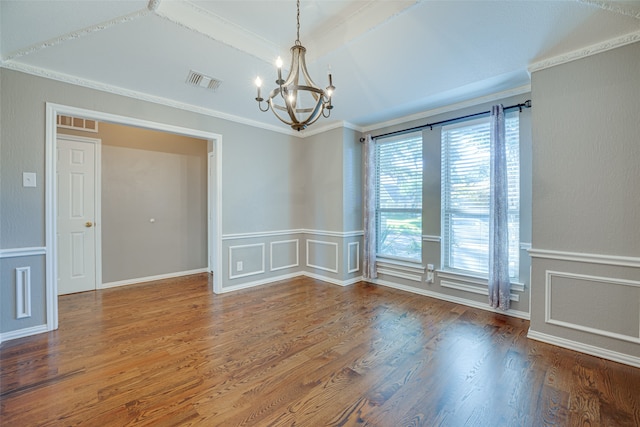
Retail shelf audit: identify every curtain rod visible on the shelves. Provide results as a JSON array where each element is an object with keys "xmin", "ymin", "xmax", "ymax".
[{"xmin": 359, "ymin": 100, "xmax": 531, "ymax": 142}]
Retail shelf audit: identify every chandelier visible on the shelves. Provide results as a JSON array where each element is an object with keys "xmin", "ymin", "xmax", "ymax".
[{"xmin": 254, "ymin": 0, "xmax": 335, "ymax": 131}]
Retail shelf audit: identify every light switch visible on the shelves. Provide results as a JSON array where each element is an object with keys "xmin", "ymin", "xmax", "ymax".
[{"xmin": 23, "ymin": 172, "xmax": 37, "ymax": 187}]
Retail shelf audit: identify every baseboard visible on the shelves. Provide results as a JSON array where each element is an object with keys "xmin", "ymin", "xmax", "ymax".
[
  {"xmin": 372, "ymin": 278, "xmax": 530, "ymax": 320},
  {"xmin": 527, "ymin": 329, "xmax": 640, "ymax": 368},
  {"xmin": 303, "ymin": 272, "xmax": 363, "ymax": 287},
  {"xmin": 0, "ymin": 324, "xmax": 49, "ymax": 345},
  {"xmin": 100, "ymin": 268, "xmax": 209, "ymax": 289},
  {"xmin": 219, "ymin": 272, "xmax": 364, "ymax": 293},
  {"xmin": 219, "ymin": 272, "xmax": 305, "ymax": 293}
]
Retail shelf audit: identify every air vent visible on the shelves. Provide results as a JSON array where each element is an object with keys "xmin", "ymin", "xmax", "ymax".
[{"xmin": 186, "ymin": 70, "xmax": 222, "ymax": 91}]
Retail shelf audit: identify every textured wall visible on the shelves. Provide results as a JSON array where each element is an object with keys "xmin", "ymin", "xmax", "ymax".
[
  {"xmin": 0, "ymin": 69, "xmax": 362, "ymax": 338},
  {"xmin": 529, "ymin": 41, "xmax": 640, "ymax": 363},
  {"xmin": 0, "ymin": 69, "xmax": 301, "ymax": 337},
  {"xmin": 59, "ymin": 123, "xmax": 208, "ymax": 283}
]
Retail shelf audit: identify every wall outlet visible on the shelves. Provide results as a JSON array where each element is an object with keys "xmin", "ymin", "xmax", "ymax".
[
  {"xmin": 236, "ymin": 261, "xmax": 243, "ymax": 272},
  {"xmin": 426, "ymin": 264, "xmax": 435, "ymax": 283}
]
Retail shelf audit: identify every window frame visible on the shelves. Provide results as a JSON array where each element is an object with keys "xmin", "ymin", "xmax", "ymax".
[
  {"xmin": 374, "ymin": 131, "xmax": 423, "ymax": 264},
  {"xmin": 440, "ymin": 113, "xmax": 520, "ymax": 280}
]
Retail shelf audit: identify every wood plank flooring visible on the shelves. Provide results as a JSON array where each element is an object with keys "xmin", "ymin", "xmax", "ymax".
[{"xmin": 1, "ymin": 274, "xmax": 639, "ymax": 426}]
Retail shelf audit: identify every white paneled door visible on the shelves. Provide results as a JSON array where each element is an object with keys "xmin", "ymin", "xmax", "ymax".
[{"xmin": 57, "ymin": 136, "xmax": 98, "ymax": 295}]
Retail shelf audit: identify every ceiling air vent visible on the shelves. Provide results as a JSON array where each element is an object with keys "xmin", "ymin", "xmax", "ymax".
[{"xmin": 186, "ymin": 70, "xmax": 222, "ymax": 91}]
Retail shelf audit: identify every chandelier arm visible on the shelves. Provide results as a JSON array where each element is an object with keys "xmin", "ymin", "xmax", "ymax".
[
  {"xmin": 257, "ymin": 100, "xmax": 270, "ymax": 112},
  {"xmin": 298, "ymin": 51, "xmax": 322, "ymax": 92}
]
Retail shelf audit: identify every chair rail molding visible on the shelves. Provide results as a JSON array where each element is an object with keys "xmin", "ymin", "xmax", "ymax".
[{"xmin": 529, "ymin": 248, "xmax": 640, "ymax": 268}]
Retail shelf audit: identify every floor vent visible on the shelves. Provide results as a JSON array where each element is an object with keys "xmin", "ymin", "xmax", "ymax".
[{"xmin": 186, "ymin": 70, "xmax": 222, "ymax": 91}]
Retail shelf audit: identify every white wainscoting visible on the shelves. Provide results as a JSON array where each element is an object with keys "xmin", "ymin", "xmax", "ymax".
[
  {"xmin": 0, "ymin": 324, "xmax": 49, "ymax": 344},
  {"xmin": 545, "ymin": 270, "xmax": 640, "ymax": 345},
  {"xmin": 0, "ymin": 247, "xmax": 47, "ymax": 258},
  {"xmin": 270, "ymin": 239, "xmax": 299, "ymax": 272},
  {"xmin": 348, "ymin": 242, "xmax": 360, "ymax": 274},
  {"xmin": 306, "ymin": 240, "xmax": 339, "ymax": 273},
  {"xmin": 373, "ymin": 277, "xmax": 530, "ymax": 320},
  {"xmin": 15, "ymin": 267, "xmax": 32, "ymax": 319},
  {"xmin": 376, "ymin": 260, "xmax": 425, "ymax": 283},
  {"xmin": 222, "ymin": 229, "xmax": 364, "ymax": 240},
  {"xmin": 527, "ymin": 329, "xmax": 640, "ymax": 368},
  {"xmin": 440, "ymin": 280, "xmax": 520, "ymax": 302},
  {"xmin": 228, "ymin": 243, "xmax": 265, "ymax": 279},
  {"xmin": 0, "ymin": 247, "xmax": 47, "ymax": 344},
  {"xmin": 529, "ymin": 248, "xmax": 640, "ymax": 268}
]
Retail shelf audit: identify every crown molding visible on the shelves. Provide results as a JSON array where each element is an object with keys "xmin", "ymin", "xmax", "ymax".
[
  {"xmin": 297, "ymin": 120, "xmax": 363, "ymax": 138},
  {"xmin": 0, "ymin": 60, "xmax": 305, "ymax": 137},
  {"xmin": 577, "ymin": 0, "xmax": 640, "ymax": 19},
  {"xmin": 1, "ymin": 60, "xmax": 355, "ymax": 139},
  {"xmin": 361, "ymin": 84, "xmax": 531, "ymax": 134},
  {"xmin": 528, "ymin": 31, "xmax": 640, "ymax": 73},
  {"xmin": 3, "ymin": 8, "xmax": 152, "ymax": 61}
]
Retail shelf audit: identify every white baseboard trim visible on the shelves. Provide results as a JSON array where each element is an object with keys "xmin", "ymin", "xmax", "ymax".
[
  {"xmin": 372, "ymin": 278, "xmax": 530, "ymax": 320},
  {"xmin": 219, "ymin": 272, "xmax": 305, "ymax": 293},
  {"xmin": 304, "ymin": 272, "xmax": 363, "ymax": 287},
  {"xmin": 0, "ymin": 324, "xmax": 49, "ymax": 344},
  {"xmin": 100, "ymin": 268, "xmax": 209, "ymax": 289},
  {"xmin": 219, "ymin": 271, "xmax": 364, "ymax": 293},
  {"xmin": 527, "ymin": 329, "xmax": 640, "ymax": 368}
]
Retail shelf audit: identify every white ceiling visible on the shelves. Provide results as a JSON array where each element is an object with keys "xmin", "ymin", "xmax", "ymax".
[{"xmin": 2, "ymin": 0, "xmax": 640, "ymax": 133}]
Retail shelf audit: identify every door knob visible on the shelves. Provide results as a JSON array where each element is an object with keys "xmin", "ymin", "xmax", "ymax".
[{"xmin": 85, "ymin": 221, "xmax": 93, "ymax": 228}]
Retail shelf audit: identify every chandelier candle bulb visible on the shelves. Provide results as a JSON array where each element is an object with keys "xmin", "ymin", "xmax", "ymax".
[
  {"xmin": 255, "ymin": 76, "xmax": 262, "ymax": 100},
  {"xmin": 276, "ymin": 56, "xmax": 283, "ymax": 84}
]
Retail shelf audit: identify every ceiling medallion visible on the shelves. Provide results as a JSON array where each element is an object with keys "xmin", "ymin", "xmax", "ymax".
[{"xmin": 254, "ymin": 0, "xmax": 335, "ymax": 131}]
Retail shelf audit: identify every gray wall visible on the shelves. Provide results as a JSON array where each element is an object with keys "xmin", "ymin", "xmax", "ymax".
[
  {"xmin": 0, "ymin": 68, "xmax": 363, "ymax": 338},
  {"xmin": 365, "ymin": 94, "xmax": 533, "ymax": 317},
  {"xmin": 58, "ymin": 123, "xmax": 208, "ymax": 283},
  {"xmin": 529, "ymin": 41, "xmax": 640, "ymax": 362},
  {"xmin": 221, "ymin": 126, "xmax": 364, "ymax": 290}
]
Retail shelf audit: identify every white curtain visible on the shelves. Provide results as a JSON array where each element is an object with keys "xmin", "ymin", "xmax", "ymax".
[
  {"xmin": 363, "ymin": 134, "xmax": 377, "ymax": 280},
  {"xmin": 488, "ymin": 105, "xmax": 510, "ymax": 310}
]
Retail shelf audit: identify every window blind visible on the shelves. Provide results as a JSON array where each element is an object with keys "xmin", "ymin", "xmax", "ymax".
[
  {"xmin": 441, "ymin": 113, "xmax": 520, "ymax": 277},
  {"xmin": 375, "ymin": 132, "xmax": 423, "ymax": 262}
]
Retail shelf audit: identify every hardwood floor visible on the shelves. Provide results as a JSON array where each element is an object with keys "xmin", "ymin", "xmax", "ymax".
[{"xmin": 1, "ymin": 274, "xmax": 639, "ymax": 426}]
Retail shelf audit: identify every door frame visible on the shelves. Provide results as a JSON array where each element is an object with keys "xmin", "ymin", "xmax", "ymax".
[
  {"xmin": 45, "ymin": 103, "xmax": 223, "ymax": 331},
  {"xmin": 56, "ymin": 134, "xmax": 102, "ymax": 295}
]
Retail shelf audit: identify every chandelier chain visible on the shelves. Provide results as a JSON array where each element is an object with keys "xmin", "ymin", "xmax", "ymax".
[{"xmin": 295, "ymin": 0, "xmax": 301, "ymax": 45}]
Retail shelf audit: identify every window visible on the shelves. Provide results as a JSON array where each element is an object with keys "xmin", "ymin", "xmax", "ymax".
[
  {"xmin": 441, "ymin": 113, "xmax": 520, "ymax": 278},
  {"xmin": 375, "ymin": 132, "xmax": 423, "ymax": 262}
]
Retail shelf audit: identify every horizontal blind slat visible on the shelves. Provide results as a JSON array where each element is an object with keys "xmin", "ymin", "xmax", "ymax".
[{"xmin": 441, "ymin": 114, "xmax": 520, "ymax": 278}]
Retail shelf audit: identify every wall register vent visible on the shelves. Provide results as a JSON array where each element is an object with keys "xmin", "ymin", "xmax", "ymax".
[
  {"xmin": 57, "ymin": 115, "xmax": 98, "ymax": 133},
  {"xmin": 186, "ymin": 70, "xmax": 222, "ymax": 91}
]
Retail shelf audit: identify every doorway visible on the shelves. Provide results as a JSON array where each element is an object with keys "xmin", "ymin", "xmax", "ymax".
[{"xmin": 45, "ymin": 103, "xmax": 223, "ymax": 331}]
